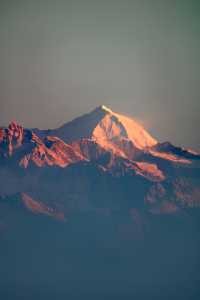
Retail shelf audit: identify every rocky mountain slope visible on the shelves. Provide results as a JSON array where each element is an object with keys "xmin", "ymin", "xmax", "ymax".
[
  {"xmin": 0, "ymin": 105, "xmax": 199, "ymax": 206},
  {"xmin": 0, "ymin": 106, "xmax": 200, "ymax": 299}
]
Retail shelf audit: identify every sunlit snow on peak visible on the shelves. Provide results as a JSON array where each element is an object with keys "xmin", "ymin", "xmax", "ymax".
[{"xmin": 96, "ymin": 105, "xmax": 113, "ymax": 114}]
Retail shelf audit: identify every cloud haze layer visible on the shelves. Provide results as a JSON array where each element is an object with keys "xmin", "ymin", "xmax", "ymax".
[{"xmin": 0, "ymin": 0, "xmax": 199, "ymax": 150}]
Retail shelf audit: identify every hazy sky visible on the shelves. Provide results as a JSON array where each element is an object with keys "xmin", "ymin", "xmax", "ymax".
[{"xmin": 0, "ymin": 0, "xmax": 199, "ymax": 150}]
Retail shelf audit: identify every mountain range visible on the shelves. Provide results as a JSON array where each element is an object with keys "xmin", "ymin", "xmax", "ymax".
[{"xmin": 0, "ymin": 105, "xmax": 200, "ymax": 299}]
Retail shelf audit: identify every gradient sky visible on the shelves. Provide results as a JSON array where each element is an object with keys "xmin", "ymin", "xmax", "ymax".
[{"xmin": 0, "ymin": 0, "xmax": 199, "ymax": 150}]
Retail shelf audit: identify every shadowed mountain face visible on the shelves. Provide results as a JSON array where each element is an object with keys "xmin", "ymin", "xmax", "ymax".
[{"xmin": 0, "ymin": 106, "xmax": 200, "ymax": 299}]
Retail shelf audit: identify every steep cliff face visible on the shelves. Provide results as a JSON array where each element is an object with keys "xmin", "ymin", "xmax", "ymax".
[{"xmin": 0, "ymin": 121, "xmax": 29, "ymax": 156}]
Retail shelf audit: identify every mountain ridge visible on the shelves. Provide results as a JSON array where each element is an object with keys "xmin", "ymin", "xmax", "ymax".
[
  {"xmin": 0, "ymin": 105, "xmax": 199, "ymax": 203},
  {"xmin": 0, "ymin": 105, "xmax": 200, "ymax": 299}
]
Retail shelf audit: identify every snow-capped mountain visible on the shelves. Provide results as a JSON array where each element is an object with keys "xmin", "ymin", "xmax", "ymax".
[
  {"xmin": 40, "ymin": 105, "xmax": 157, "ymax": 158},
  {"xmin": 0, "ymin": 104, "xmax": 199, "ymax": 207},
  {"xmin": 0, "ymin": 105, "xmax": 200, "ymax": 299}
]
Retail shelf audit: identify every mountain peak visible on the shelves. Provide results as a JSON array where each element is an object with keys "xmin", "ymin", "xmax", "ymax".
[
  {"xmin": 48, "ymin": 105, "xmax": 157, "ymax": 153},
  {"xmin": 95, "ymin": 105, "xmax": 113, "ymax": 114}
]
